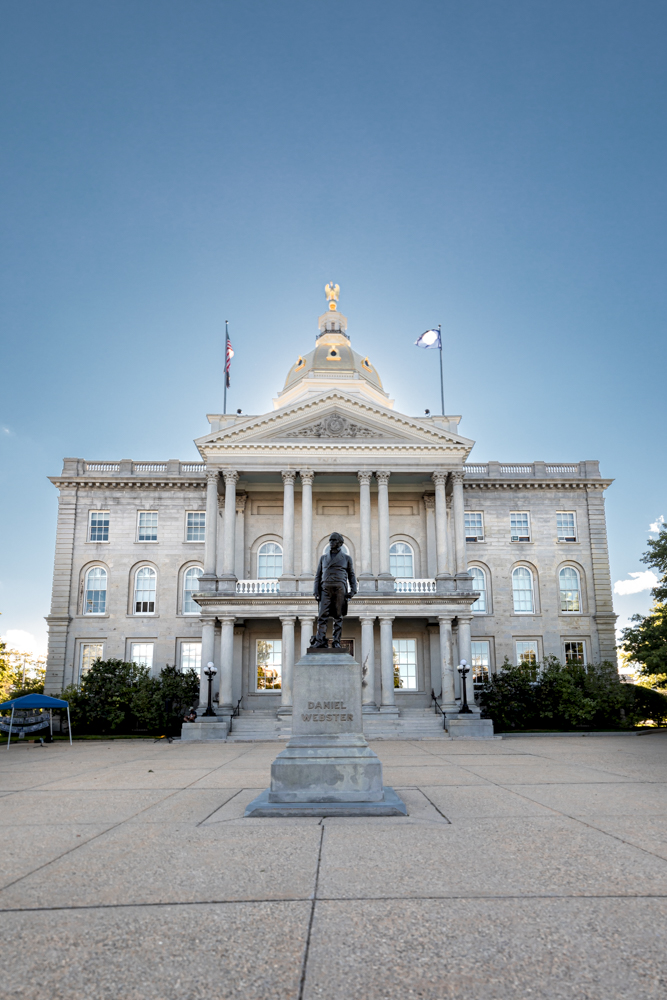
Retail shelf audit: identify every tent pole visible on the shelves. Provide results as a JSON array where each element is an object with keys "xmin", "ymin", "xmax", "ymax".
[
  {"xmin": 50, "ymin": 709, "xmax": 53, "ymax": 738},
  {"xmin": 7, "ymin": 706, "xmax": 14, "ymax": 750},
  {"xmin": 67, "ymin": 705, "xmax": 72, "ymax": 745}
]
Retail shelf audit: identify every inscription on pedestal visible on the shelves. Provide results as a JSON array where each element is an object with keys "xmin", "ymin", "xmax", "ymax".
[{"xmin": 292, "ymin": 651, "xmax": 363, "ymax": 737}]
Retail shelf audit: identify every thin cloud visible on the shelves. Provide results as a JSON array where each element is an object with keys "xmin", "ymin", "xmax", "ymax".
[
  {"xmin": 614, "ymin": 570, "xmax": 659, "ymax": 596},
  {"xmin": 649, "ymin": 515, "xmax": 665, "ymax": 533}
]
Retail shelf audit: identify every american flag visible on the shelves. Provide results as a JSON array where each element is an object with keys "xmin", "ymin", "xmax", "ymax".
[{"xmin": 225, "ymin": 331, "xmax": 234, "ymax": 388}]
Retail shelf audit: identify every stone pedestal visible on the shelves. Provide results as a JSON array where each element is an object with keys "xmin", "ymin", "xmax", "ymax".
[
  {"xmin": 445, "ymin": 714, "xmax": 496, "ymax": 740},
  {"xmin": 181, "ymin": 717, "xmax": 229, "ymax": 741},
  {"xmin": 245, "ymin": 649, "xmax": 406, "ymax": 817}
]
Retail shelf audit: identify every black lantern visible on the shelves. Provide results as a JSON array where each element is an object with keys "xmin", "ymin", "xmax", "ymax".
[
  {"xmin": 203, "ymin": 661, "xmax": 217, "ymax": 717},
  {"xmin": 457, "ymin": 659, "xmax": 473, "ymax": 714}
]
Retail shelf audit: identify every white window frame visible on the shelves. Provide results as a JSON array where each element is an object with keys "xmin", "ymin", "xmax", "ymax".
[
  {"xmin": 133, "ymin": 565, "xmax": 157, "ymax": 615},
  {"xmin": 182, "ymin": 566, "xmax": 203, "ymax": 615},
  {"xmin": 469, "ymin": 566, "xmax": 488, "ymax": 613},
  {"xmin": 471, "ymin": 640, "xmax": 491, "ymax": 685},
  {"xmin": 393, "ymin": 638, "xmax": 418, "ymax": 691},
  {"xmin": 510, "ymin": 512, "xmax": 531, "ymax": 542},
  {"xmin": 257, "ymin": 542, "xmax": 283, "ymax": 579},
  {"xmin": 88, "ymin": 511, "xmax": 109, "ymax": 543},
  {"xmin": 563, "ymin": 640, "xmax": 587, "ymax": 665},
  {"xmin": 255, "ymin": 638, "xmax": 282, "ymax": 691},
  {"xmin": 389, "ymin": 541, "xmax": 414, "ymax": 578},
  {"xmin": 137, "ymin": 511, "xmax": 158, "ymax": 543},
  {"xmin": 515, "ymin": 640, "xmax": 539, "ymax": 665},
  {"xmin": 83, "ymin": 566, "xmax": 108, "ymax": 615},
  {"xmin": 130, "ymin": 642, "xmax": 154, "ymax": 670},
  {"xmin": 465, "ymin": 512, "xmax": 484, "ymax": 542},
  {"xmin": 512, "ymin": 566, "xmax": 535, "ymax": 614},
  {"xmin": 79, "ymin": 642, "xmax": 104, "ymax": 680},
  {"xmin": 559, "ymin": 566, "xmax": 582, "ymax": 614},
  {"xmin": 185, "ymin": 511, "xmax": 206, "ymax": 543},
  {"xmin": 557, "ymin": 512, "xmax": 577, "ymax": 542},
  {"xmin": 180, "ymin": 640, "xmax": 202, "ymax": 674}
]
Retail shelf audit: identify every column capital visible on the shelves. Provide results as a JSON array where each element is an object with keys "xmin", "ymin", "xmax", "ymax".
[
  {"xmin": 375, "ymin": 469, "xmax": 391, "ymax": 484},
  {"xmin": 206, "ymin": 469, "xmax": 220, "ymax": 485},
  {"xmin": 279, "ymin": 614, "xmax": 297, "ymax": 625},
  {"xmin": 299, "ymin": 469, "xmax": 314, "ymax": 485},
  {"xmin": 358, "ymin": 613, "xmax": 377, "ymax": 623},
  {"xmin": 357, "ymin": 470, "xmax": 373, "ymax": 486},
  {"xmin": 235, "ymin": 492, "xmax": 247, "ymax": 513},
  {"xmin": 219, "ymin": 614, "xmax": 237, "ymax": 626},
  {"xmin": 456, "ymin": 613, "xmax": 473, "ymax": 625},
  {"xmin": 437, "ymin": 613, "xmax": 455, "ymax": 623},
  {"xmin": 281, "ymin": 469, "xmax": 297, "ymax": 484},
  {"xmin": 222, "ymin": 469, "xmax": 239, "ymax": 485},
  {"xmin": 378, "ymin": 614, "xmax": 395, "ymax": 622},
  {"xmin": 432, "ymin": 470, "xmax": 447, "ymax": 487},
  {"xmin": 451, "ymin": 470, "xmax": 465, "ymax": 485},
  {"xmin": 423, "ymin": 493, "xmax": 435, "ymax": 510}
]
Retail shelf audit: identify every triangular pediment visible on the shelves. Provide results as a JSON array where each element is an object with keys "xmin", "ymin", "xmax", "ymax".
[{"xmin": 195, "ymin": 390, "xmax": 474, "ymax": 457}]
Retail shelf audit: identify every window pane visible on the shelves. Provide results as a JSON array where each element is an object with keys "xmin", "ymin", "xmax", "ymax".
[
  {"xmin": 183, "ymin": 566, "xmax": 203, "ymax": 613},
  {"xmin": 559, "ymin": 567, "xmax": 581, "ymax": 612},
  {"xmin": 186, "ymin": 511, "xmax": 206, "ymax": 542},
  {"xmin": 557, "ymin": 513, "xmax": 576, "ymax": 542},
  {"xmin": 471, "ymin": 641, "xmax": 490, "ymax": 684},
  {"xmin": 564, "ymin": 641, "xmax": 585, "ymax": 664},
  {"xmin": 80, "ymin": 643, "xmax": 103, "ymax": 678},
  {"xmin": 130, "ymin": 643, "xmax": 153, "ymax": 669},
  {"xmin": 512, "ymin": 567, "xmax": 534, "ymax": 612},
  {"xmin": 393, "ymin": 638, "xmax": 417, "ymax": 690},
  {"xmin": 258, "ymin": 542, "xmax": 283, "ymax": 578},
  {"xmin": 516, "ymin": 641, "xmax": 538, "ymax": 665},
  {"xmin": 465, "ymin": 512, "xmax": 484, "ymax": 541},
  {"xmin": 256, "ymin": 639, "xmax": 282, "ymax": 689},
  {"xmin": 181, "ymin": 642, "xmax": 202, "ymax": 673},
  {"xmin": 390, "ymin": 542, "xmax": 414, "ymax": 578},
  {"xmin": 89, "ymin": 511, "xmax": 109, "ymax": 542},
  {"xmin": 134, "ymin": 566, "xmax": 156, "ymax": 613},
  {"xmin": 470, "ymin": 567, "xmax": 487, "ymax": 612},
  {"xmin": 510, "ymin": 512, "xmax": 530, "ymax": 541},
  {"xmin": 84, "ymin": 567, "xmax": 107, "ymax": 614},
  {"xmin": 138, "ymin": 511, "xmax": 158, "ymax": 541}
]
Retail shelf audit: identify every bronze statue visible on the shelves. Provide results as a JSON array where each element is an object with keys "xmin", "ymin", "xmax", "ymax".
[{"xmin": 311, "ymin": 532, "xmax": 357, "ymax": 647}]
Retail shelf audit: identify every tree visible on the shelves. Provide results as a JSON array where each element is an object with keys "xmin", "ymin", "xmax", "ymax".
[{"xmin": 621, "ymin": 523, "xmax": 667, "ymax": 679}]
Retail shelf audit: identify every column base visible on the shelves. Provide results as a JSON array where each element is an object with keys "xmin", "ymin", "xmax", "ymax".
[
  {"xmin": 277, "ymin": 705, "xmax": 293, "ymax": 718},
  {"xmin": 379, "ymin": 705, "xmax": 399, "ymax": 717},
  {"xmin": 362, "ymin": 703, "xmax": 379, "ymax": 713}
]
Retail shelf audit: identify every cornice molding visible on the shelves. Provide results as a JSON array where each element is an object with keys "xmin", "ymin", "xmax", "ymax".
[
  {"xmin": 49, "ymin": 478, "xmax": 206, "ymax": 490},
  {"xmin": 464, "ymin": 481, "xmax": 612, "ymax": 491}
]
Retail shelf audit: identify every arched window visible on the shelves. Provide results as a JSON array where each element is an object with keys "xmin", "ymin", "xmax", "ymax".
[
  {"xmin": 134, "ymin": 566, "xmax": 156, "ymax": 614},
  {"xmin": 470, "ymin": 567, "xmax": 487, "ymax": 612},
  {"xmin": 512, "ymin": 567, "xmax": 534, "ymax": 613},
  {"xmin": 258, "ymin": 542, "xmax": 283, "ymax": 578},
  {"xmin": 183, "ymin": 566, "xmax": 203, "ymax": 614},
  {"xmin": 390, "ymin": 542, "xmax": 414, "ymax": 578},
  {"xmin": 84, "ymin": 567, "xmax": 107, "ymax": 614},
  {"xmin": 559, "ymin": 567, "xmax": 581, "ymax": 613}
]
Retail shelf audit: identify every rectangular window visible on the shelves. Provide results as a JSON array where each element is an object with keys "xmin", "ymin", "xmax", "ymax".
[
  {"xmin": 515, "ymin": 640, "xmax": 539, "ymax": 665},
  {"xmin": 471, "ymin": 640, "xmax": 490, "ymax": 685},
  {"xmin": 393, "ymin": 638, "xmax": 417, "ymax": 690},
  {"xmin": 465, "ymin": 512, "xmax": 484, "ymax": 542},
  {"xmin": 130, "ymin": 643, "xmax": 154, "ymax": 670},
  {"xmin": 80, "ymin": 643, "xmax": 103, "ymax": 679},
  {"xmin": 557, "ymin": 512, "xmax": 577, "ymax": 542},
  {"xmin": 181, "ymin": 641, "xmax": 202, "ymax": 673},
  {"xmin": 138, "ymin": 512, "xmax": 158, "ymax": 542},
  {"xmin": 510, "ymin": 512, "xmax": 531, "ymax": 542},
  {"xmin": 89, "ymin": 511, "xmax": 109, "ymax": 542},
  {"xmin": 564, "ymin": 641, "xmax": 586, "ymax": 665},
  {"xmin": 256, "ymin": 639, "xmax": 282, "ymax": 690},
  {"xmin": 186, "ymin": 512, "xmax": 206, "ymax": 542}
]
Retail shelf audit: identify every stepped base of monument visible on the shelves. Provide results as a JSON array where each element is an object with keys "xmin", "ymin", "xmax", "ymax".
[{"xmin": 244, "ymin": 786, "xmax": 407, "ymax": 817}]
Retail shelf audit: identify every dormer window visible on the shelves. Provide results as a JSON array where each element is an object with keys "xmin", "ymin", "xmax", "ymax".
[
  {"xmin": 361, "ymin": 356, "xmax": 372, "ymax": 371},
  {"xmin": 327, "ymin": 348, "xmax": 341, "ymax": 360},
  {"xmin": 294, "ymin": 356, "xmax": 305, "ymax": 371}
]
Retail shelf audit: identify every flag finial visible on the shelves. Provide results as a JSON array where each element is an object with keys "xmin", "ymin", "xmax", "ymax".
[{"xmin": 325, "ymin": 281, "xmax": 340, "ymax": 311}]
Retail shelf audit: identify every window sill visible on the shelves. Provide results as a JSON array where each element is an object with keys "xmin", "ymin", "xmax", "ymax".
[
  {"xmin": 184, "ymin": 541, "xmax": 205, "ymax": 544},
  {"xmin": 135, "ymin": 541, "xmax": 159, "ymax": 544},
  {"xmin": 86, "ymin": 540, "xmax": 110, "ymax": 544},
  {"xmin": 178, "ymin": 614, "xmax": 202, "ymax": 619},
  {"xmin": 557, "ymin": 540, "xmax": 579, "ymax": 544},
  {"xmin": 126, "ymin": 614, "xmax": 160, "ymax": 619},
  {"xmin": 77, "ymin": 614, "xmax": 110, "ymax": 619},
  {"xmin": 510, "ymin": 540, "xmax": 533, "ymax": 544},
  {"xmin": 510, "ymin": 613, "xmax": 542, "ymax": 618},
  {"xmin": 559, "ymin": 612, "xmax": 586, "ymax": 617}
]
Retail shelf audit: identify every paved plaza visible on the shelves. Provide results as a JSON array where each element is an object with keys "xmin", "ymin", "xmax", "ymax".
[{"xmin": 1, "ymin": 734, "xmax": 667, "ymax": 999}]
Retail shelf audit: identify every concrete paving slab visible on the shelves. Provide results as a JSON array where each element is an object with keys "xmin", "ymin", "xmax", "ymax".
[
  {"xmin": 303, "ymin": 897, "xmax": 667, "ymax": 1000},
  {"xmin": 0, "ymin": 824, "xmax": 114, "ymax": 888},
  {"xmin": 458, "ymin": 763, "xmax": 633, "ymax": 784},
  {"xmin": 420, "ymin": 783, "xmax": 557, "ymax": 819},
  {"xmin": 0, "ymin": 789, "xmax": 173, "ymax": 825},
  {"xmin": 512, "ymin": 782, "xmax": 667, "ymax": 817},
  {"xmin": 0, "ymin": 901, "xmax": 310, "ymax": 1000},
  {"xmin": 37, "ymin": 767, "xmax": 216, "ymax": 790},
  {"xmin": 124, "ymin": 788, "xmax": 243, "ymax": 824},
  {"xmin": 584, "ymin": 815, "xmax": 667, "ymax": 861},
  {"xmin": 201, "ymin": 788, "xmax": 264, "ymax": 822},
  {"xmin": 381, "ymin": 765, "xmax": 492, "ymax": 785}
]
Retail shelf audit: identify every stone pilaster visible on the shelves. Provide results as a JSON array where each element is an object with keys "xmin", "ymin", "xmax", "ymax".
[
  {"xmin": 432, "ymin": 471, "xmax": 453, "ymax": 593},
  {"xmin": 279, "ymin": 616, "xmax": 296, "ymax": 714},
  {"xmin": 438, "ymin": 615, "xmax": 457, "ymax": 711},
  {"xmin": 219, "ymin": 615, "xmax": 235, "ymax": 711},
  {"xmin": 201, "ymin": 470, "xmax": 219, "ymax": 589},
  {"xmin": 360, "ymin": 615, "xmax": 377, "ymax": 709},
  {"xmin": 358, "ymin": 471, "xmax": 375, "ymax": 592},
  {"xmin": 280, "ymin": 470, "xmax": 297, "ymax": 592},
  {"xmin": 586, "ymin": 487, "xmax": 618, "ymax": 665},
  {"xmin": 379, "ymin": 615, "xmax": 396, "ymax": 709},
  {"xmin": 219, "ymin": 471, "xmax": 239, "ymax": 594},
  {"xmin": 376, "ymin": 470, "xmax": 393, "ymax": 592},
  {"xmin": 299, "ymin": 469, "xmax": 314, "ymax": 592},
  {"xmin": 44, "ymin": 487, "xmax": 77, "ymax": 694}
]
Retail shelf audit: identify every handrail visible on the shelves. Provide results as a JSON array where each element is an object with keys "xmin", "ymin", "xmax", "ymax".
[
  {"xmin": 228, "ymin": 697, "xmax": 242, "ymax": 735},
  {"xmin": 431, "ymin": 689, "xmax": 447, "ymax": 730}
]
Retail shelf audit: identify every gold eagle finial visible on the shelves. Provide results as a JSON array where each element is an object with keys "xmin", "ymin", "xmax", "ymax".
[{"xmin": 325, "ymin": 281, "xmax": 340, "ymax": 311}]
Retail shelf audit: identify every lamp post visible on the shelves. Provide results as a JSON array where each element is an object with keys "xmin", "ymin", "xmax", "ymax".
[
  {"xmin": 457, "ymin": 659, "xmax": 473, "ymax": 714},
  {"xmin": 203, "ymin": 661, "xmax": 217, "ymax": 717}
]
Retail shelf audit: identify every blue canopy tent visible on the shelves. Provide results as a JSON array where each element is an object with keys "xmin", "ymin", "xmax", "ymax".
[{"xmin": 0, "ymin": 694, "xmax": 72, "ymax": 748}]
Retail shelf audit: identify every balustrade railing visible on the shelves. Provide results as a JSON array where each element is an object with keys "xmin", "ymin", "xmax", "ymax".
[
  {"xmin": 394, "ymin": 578, "xmax": 437, "ymax": 594},
  {"xmin": 84, "ymin": 463, "xmax": 120, "ymax": 472},
  {"xmin": 236, "ymin": 579, "xmax": 280, "ymax": 595}
]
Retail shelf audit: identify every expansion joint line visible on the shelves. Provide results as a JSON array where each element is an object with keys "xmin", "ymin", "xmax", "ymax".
[{"xmin": 298, "ymin": 820, "xmax": 325, "ymax": 1000}]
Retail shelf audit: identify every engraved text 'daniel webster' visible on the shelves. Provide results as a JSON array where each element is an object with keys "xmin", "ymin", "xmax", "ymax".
[{"xmin": 283, "ymin": 415, "xmax": 384, "ymax": 439}]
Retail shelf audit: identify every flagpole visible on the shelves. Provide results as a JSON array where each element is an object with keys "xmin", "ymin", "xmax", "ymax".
[
  {"xmin": 438, "ymin": 324, "xmax": 445, "ymax": 416},
  {"xmin": 223, "ymin": 320, "xmax": 228, "ymax": 415}
]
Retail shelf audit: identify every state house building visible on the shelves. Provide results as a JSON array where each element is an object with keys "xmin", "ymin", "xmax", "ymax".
[{"xmin": 44, "ymin": 289, "xmax": 617, "ymax": 735}]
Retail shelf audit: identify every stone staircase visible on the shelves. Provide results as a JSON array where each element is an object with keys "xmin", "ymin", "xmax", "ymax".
[{"xmin": 226, "ymin": 707, "xmax": 450, "ymax": 742}]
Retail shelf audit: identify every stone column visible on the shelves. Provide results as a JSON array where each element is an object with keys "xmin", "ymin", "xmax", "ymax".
[
  {"xmin": 219, "ymin": 615, "xmax": 235, "ymax": 710},
  {"xmin": 280, "ymin": 470, "xmax": 297, "ymax": 591},
  {"xmin": 379, "ymin": 615, "xmax": 395, "ymax": 709},
  {"xmin": 199, "ymin": 618, "xmax": 216, "ymax": 709},
  {"xmin": 452, "ymin": 471, "xmax": 469, "ymax": 584},
  {"xmin": 358, "ymin": 471, "xmax": 375, "ymax": 592},
  {"xmin": 423, "ymin": 494, "xmax": 437, "ymax": 579},
  {"xmin": 235, "ymin": 493, "xmax": 247, "ymax": 580},
  {"xmin": 300, "ymin": 616, "xmax": 315, "ymax": 658},
  {"xmin": 219, "ymin": 470, "xmax": 238, "ymax": 593},
  {"xmin": 432, "ymin": 471, "xmax": 453, "ymax": 592},
  {"xmin": 376, "ymin": 470, "xmax": 393, "ymax": 592},
  {"xmin": 279, "ymin": 616, "xmax": 296, "ymax": 713},
  {"xmin": 457, "ymin": 615, "xmax": 477, "ymax": 709},
  {"xmin": 360, "ymin": 615, "xmax": 377, "ymax": 708},
  {"xmin": 299, "ymin": 470, "xmax": 314, "ymax": 592},
  {"xmin": 446, "ymin": 495, "xmax": 455, "ymax": 577},
  {"xmin": 202, "ymin": 470, "xmax": 219, "ymax": 590},
  {"xmin": 438, "ymin": 615, "xmax": 457, "ymax": 711},
  {"xmin": 428, "ymin": 623, "xmax": 441, "ymax": 698}
]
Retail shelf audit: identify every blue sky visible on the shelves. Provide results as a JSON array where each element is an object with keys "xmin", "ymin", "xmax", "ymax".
[{"xmin": 1, "ymin": 0, "xmax": 665, "ymax": 653}]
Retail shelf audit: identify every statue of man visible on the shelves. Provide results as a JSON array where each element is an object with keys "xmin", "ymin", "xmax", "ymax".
[{"xmin": 312, "ymin": 532, "xmax": 357, "ymax": 648}]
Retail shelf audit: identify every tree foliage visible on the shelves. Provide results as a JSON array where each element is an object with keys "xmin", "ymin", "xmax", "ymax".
[{"xmin": 621, "ymin": 523, "xmax": 667, "ymax": 678}]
